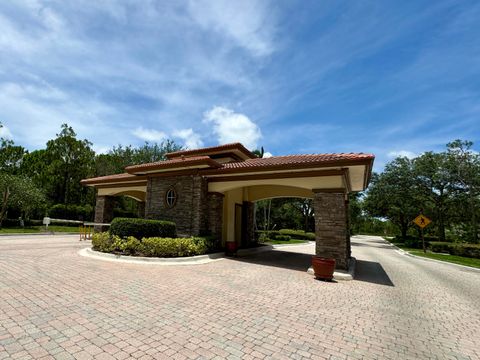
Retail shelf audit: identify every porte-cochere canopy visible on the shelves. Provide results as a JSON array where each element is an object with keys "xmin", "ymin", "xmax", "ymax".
[{"xmin": 81, "ymin": 143, "xmax": 374, "ymax": 269}]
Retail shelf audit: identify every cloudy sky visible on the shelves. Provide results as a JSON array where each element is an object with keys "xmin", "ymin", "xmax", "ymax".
[{"xmin": 0, "ymin": 0, "xmax": 479, "ymax": 169}]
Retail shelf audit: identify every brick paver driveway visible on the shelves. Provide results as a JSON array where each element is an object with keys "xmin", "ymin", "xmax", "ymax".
[{"xmin": 0, "ymin": 234, "xmax": 479, "ymax": 359}]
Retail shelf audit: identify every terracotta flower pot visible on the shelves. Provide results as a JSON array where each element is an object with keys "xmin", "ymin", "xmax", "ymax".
[
  {"xmin": 225, "ymin": 242, "xmax": 237, "ymax": 256},
  {"xmin": 311, "ymin": 256, "xmax": 336, "ymax": 280}
]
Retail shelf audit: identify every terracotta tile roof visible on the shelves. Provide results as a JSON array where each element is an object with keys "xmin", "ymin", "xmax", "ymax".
[
  {"xmin": 206, "ymin": 153, "xmax": 375, "ymax": 173},
  {"xmin": 81, "ymin": 146, "xmax": 375, "ymax": 186},
  {"xmin": 125, "ymin": 155, "xmax": 222, "ymax": 174},
  {"xmin": 81, "ymin": 173, "xmax": 145, "ymax": 185},
  {"xmin": 166, "ymin": 142, "xmax": 256, "ymax": 160}
]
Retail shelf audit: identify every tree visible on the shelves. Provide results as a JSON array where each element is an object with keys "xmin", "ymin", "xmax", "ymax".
[
  {"xmin": 95, "ymin": 140, "xmax": 182, "ymax": 176},
  {"xmin": 446, "ymin": 140, "xmax": 480, "ymax": 243},
  {"xmin": 364, "ymin": 157, "xmax": 420, "ymax": 239},
  {"xmin": 0, "ymin": 123, "xmax": 26, "ymax": 174},
  {"xmin": 252, "ymin": 147, "xmax": 265, "ymax": 158},
  {"xmin": 43, "ymin": 124, "xmax": 95, "ymax": 205},
  {"xmin": 0, "ymin": 174, "xmax": 46, "ymax": 226},
  {"xmin": 413, "ymin": 152, "xmax": 452, "ymax": 241}
]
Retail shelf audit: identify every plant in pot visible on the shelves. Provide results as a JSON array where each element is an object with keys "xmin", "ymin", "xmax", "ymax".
[
  {"xmin": 225, "ymin": 241, "xmax": 237, "ymax": 256},
  {"xmin": 311, "ymin": 256, "xmax": 336, "ymax": 281}
]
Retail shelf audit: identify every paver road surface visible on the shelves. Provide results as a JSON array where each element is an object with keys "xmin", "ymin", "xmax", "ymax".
[{"xmin": 0, "ymin": 234, "xmax": 479, "ymax": 359}]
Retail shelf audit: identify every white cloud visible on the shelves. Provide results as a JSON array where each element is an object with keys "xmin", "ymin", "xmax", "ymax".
[
  {"xmin": 92, "ymin": 145, "xmax": 111, "ymax": 155},
  {"xmin": 263, "ymin": 151, "xmax": 273, "ymax": 158},
  {"xmin": 173, "ymin": 128, "xmax": 204, "ymax": 149},
  {"xmin": 187, "ymin": 0, "xmax": 276, "ymax": 57},
  {"xmin": 0, "ymin": 124, "xmax": 13, "ymax": 139},
  {"xmin": 203, "ymin": 106, "xmax": 262, "ymax": 149},
  {"xmin": 132, "ymin": 127, "xmax": 167, "ymax": 142},
  {"xmin": 387, "ymin": 150, "xmax": 416, "ymax": 159}
]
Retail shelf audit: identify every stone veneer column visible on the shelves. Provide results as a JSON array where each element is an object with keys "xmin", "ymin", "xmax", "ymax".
[
  {"xmin": 94, "ymin": 195, "xmax": 115, "ymax": 232},
  {"xmin": 207, "ymin": 192, "xmax": 224, "ymax": 243},
  {"xmin": 137, "ymin": 201, "xmax": 146, "ymax": 218},
  {"xmin": 313, "ymin": 190, "xmax": 349, "ymax": 270},
  {"xmin": 191, "ymin": 176, "xmax": 207, "ymax": 236},
  {"xmin": 345, "ymin": 198, "xmax": 351, "ymax": 259},
  {"xmin": 243, "ymin": 201, "xmax": 255, "ymax": 246}
]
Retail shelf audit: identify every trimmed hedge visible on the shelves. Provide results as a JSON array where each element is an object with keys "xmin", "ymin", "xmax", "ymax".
[
  {"xmin": 110, "ymin": 217, "xmax": 176, "ymax": 239},
  {"xmin": 429, "ymin": 242, "xmax": 480, "ymax": 259},
  {"xmin": 279, "ymin": 229, "xmax": 315, "ymax": 240},
  {"xmin": 91, "ymin": 232, "xmax": 210, "ymax": 257},
  {"xmin": 256, "ymin": 229, "xmax": 315, "ymax": 242},
  {"xmin": 274, "ymin": 234, "xmax": 291, "ymax": 241},
  {"xmin": 393, "ymin": 235, "xmax": 439, "ymax": 249}
]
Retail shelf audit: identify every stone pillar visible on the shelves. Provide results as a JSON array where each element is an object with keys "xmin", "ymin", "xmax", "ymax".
[
  {"xmin": 191, "ymin": 176, "xmax": 208, "ymax": 236},
  {"xmin": 345, "ymin": 199, "xmax": 351, "ymax": 259},
  {"xmin": 94, "ymin": 195, "xmax": 115, "ymax": 232},
  {"xmin": 242, "ymin": 201, "xmax": 255, "ymax": 246},
  {"xmin": 207, "ymin": 192, "xmax": 224, "ymax": 244},
  {"xmin": 137, "ymin": 201, "xmax": 146, "ymax": 218},
  {"xmin": 313, "ymin": 191, "xmax": 349, "ymax": 270}
]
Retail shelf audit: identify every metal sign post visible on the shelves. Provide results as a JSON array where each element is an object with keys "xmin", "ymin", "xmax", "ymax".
[{"xmin": 413, "ymin": 214, "xmax": 432, "ymax": 253}]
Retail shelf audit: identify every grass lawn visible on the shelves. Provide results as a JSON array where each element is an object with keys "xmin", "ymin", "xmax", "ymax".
[
  {"xmin": 0, "ymin": 226, "xmax": 80, "ymax": 234},
  {"xmin": 388, "ymin": 241, "xmax": 480, "ymax": 269},
  {"xmin": 266, "ymin": 239, "xmax": 309, "ymax": 245}
]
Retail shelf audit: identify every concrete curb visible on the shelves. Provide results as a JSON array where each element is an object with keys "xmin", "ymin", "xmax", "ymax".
[
  {"xmin": 79, "ymin": 247, "xmax": 225, "ymax": 265},
  {"xmin": 271, "ymin": 242, "xmax": 314, "ymax": 249},
  {"xmin": 307, "ymin": 257, "xmax": 356, "ymax": 281},
  {"xmin": 380, "ymin": 237, "xmax": 480, "ymax": 273}
]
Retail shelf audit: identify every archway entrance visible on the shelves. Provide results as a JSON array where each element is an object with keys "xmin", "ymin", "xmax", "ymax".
[{"xmin": 82, "ymin": 142, "xmax": 374, "ymax": 270}]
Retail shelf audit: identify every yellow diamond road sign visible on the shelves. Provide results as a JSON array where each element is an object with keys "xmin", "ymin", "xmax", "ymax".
[{"xmin": 413, "ymin": 214, "xmax": 432, "ymax": 229}]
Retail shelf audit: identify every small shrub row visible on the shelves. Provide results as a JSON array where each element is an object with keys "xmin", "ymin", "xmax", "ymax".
[
  {"xmin": 92, "ymin": 232, "xmax": 210, "ymax": 257},
  {"xmin": 279, "ymin": 229, "xmax": 315, "ymax": 240},
  {"xmin": 110, "ymin": 217, "xmax": 176, "ymax": 239},
  {"xmin": 256, "ymin": 229, "xmax": 315, "ymax": 242},
  {"xmin": 273, "ymin": 234, "xmax": 291, "ymax": 241},
  {"xmin": 429, "ymin": 242, "xmax": 480, "ymax": 259},
  {"xmin": 393, "ymin": 235, "xmax": 439, "ymax": 249}
]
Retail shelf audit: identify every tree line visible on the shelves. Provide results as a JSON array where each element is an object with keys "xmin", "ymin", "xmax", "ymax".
[
  {"xmin": 356, "ymin": 140, "xmax": 480, "ymax": 244},
  {"xmin": 0, "ymin": 123, "xmax": 181, "ymax": 225}
]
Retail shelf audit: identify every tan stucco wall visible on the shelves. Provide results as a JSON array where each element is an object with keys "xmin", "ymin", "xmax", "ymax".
[
  {"xmin": 209, "ymin": 175, "xmax": 344, "ymax": 193},
  {"xmin": 223, "ymin": 188, "xmax": 243, "ymax": 243},
  {"xmin": 97, "ymin": 186, "xmax": 147, "ymax": 202}
]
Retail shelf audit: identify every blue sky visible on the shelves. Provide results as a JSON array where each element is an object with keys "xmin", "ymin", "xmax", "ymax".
[{"xmin": 0, "ymin": 0, "xmax": 479, "ymax": 169}]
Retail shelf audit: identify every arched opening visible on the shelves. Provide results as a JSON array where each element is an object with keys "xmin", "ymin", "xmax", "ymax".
[
  {"xmin": 94, "ymin": 187, "xmax": 147, "ymax": 226},
  {"xmin": 220, "ymin": 184, "xmax": 315, "ymax": 248}
]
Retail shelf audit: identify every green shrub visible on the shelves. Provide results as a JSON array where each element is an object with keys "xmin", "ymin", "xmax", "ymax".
[
  {"xmin": 92, "ymin": 232, "xmax": 116, "ymax": 252},
  {"xmin": 279, "ymin": 229, "xmax": 315, "ymax": 240},
  {"xmin": 140, "ymin": 237, "xmax": 207, "ymax": 257},
  {"xmin": 258, "ymin": 232, "xmax": 270, "ymax": 243},
  {"xmin": 92, "ymin": 232, "xmax": 209, "ymax": 257},
  {"xmin": 430, "ymin": 242, "xmax": 480, "ymax": 259},
  {"xmin": 110, "ymin": 218, "xmax": 176, "ymax": 239},
  {"xmin": 197, "ymin": 235, "xmax": 221, "ymax": 252},
  {"xmin": 273, "ymin": 234, "xmax": 291, "ymax": 241}
]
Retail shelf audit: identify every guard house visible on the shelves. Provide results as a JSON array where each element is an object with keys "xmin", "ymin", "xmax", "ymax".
[{"xmin": 81, "ymin": 143, "xmax": 374, "ymax": 269}]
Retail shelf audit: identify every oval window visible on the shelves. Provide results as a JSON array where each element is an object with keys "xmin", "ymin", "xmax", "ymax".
[{"xmin": 165, "ymin": 188, "xmax": 177, "ymax": 208}]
